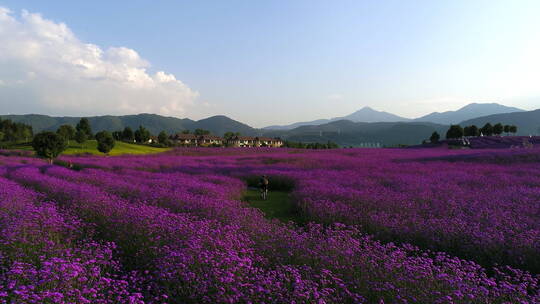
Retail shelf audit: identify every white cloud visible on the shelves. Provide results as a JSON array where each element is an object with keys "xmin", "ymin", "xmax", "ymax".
[{"xmin": 0, "ymin": 7, "xmax": 198, "ymax": 116}]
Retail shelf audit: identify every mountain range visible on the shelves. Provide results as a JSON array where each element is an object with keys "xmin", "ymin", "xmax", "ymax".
[
  {"xmin": 0, "ymin": 114, "xmax": 258, "ymax": 137},
  {"xmin": 261, "ymin": 120, "xmax": 449, "ymax": 147},
  {"xmin": 412, "ymin": 103, "xmax": 524, "ymax": 125},
  {"xmin": 461, "ymin": 109, "xmax": 540, "ymax": 136},
  {"xmin": 1, "ymin": 102, "xmax": 538, "ymax": 147},
  {"xmin": 264, "ymin": 106, "xmax": 410, "ymax": 130},
  {"xmin": 264, "ymin": 103, "xmax": 524, "ymax": 129}
]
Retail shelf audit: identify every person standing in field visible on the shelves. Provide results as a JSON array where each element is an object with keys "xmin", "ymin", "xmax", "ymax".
[{"xmin": 259, "ymin": 175, "xmax": 269, "ymax": 200}]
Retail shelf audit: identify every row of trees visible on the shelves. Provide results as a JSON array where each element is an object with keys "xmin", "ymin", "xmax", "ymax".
[
  {"xmin": 55, "ymin": 118, "xmax": 93, "ymax": 145},
  {"xmin": 446, "ymin": 123, "xmax": 518, "ymax": 139},
  {"xmin": 0, "ymin": 119, "xmax": 33, "ymax": 143},
  {"xmin": 112, "ymin": 126, "xmax": 174, "ymax": 148},
  {"xmin": 32, "ymin": 129, "xmax": 115, "ymax": 163},
  {"xmin": 56, "ymin": 119, "xmax": 161, "ymax": 147},
  {"xmin": 33, "ymin": 118, "xmax": 116, "ymax": 163},
  {"xmin": 112, "ymin": 126, "xmax": 152, "ymax": 143},
  {"xmin": 180, "ymin": 129, "xmax": 211, "ymax": 135},
  {"xmin": 30, "ymin": 117, "xmax": 341, "ymax": 162}
]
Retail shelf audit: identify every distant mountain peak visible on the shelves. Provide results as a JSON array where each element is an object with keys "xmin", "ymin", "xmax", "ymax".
[
  {"xmin": 263, "ymin": 106, "xmax": 409, "ymax": 130},
  {"xmin": 350, "ymin": 106, "xmax": 379, "ymax": 114},
  {"xmin": 414, "ymin": 102, "xmax": 525, "ymax": 124},
  {"xmin": 338, "ymin": 106, "xmax": 410, "ymax": 123}
]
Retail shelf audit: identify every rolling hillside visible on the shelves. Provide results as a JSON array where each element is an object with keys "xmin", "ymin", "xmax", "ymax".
[
  {"xmin": 264, "ymin": 106, "xmax": 410, "ymax": 130},
  {"xmin": 0, "ymin": 113, "xmax": 257, "ymax": 136},
  {"xmin": 191, "ymin": 115, "xmax": 257, "ymax": 136},
  {"xmin": 262, "ymin": 120, "xmax": 448, "ymax": 146},
  {"xmin": 414, "ymin": 103, "xmax": 524, "ymax": 125},
  {"xmin": 264, "ymin": 103, "xmax": 522, "ymax": 130},
  {"xmin": 4, "ymin": 108, "xmax": 538, "ymax": 147},
  {"xmin": 460, "ymin": 109, "xmax": 540, "ymax": 135}
]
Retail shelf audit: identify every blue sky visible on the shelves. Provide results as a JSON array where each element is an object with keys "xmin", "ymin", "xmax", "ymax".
[{"xmin": 0, "ymin": 1, "xmax": 539, "ymax": 127}]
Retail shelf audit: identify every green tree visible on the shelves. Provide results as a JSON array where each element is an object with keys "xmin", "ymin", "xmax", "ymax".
[
  {"xmin": 112, "ymin": 131, "xmax": 123, "ymax": 140},
  {"xmin": 493, "ymin": 123, "xmax": 504, "ymax": 136},
  {"xmin": 32, "ymin": 132, "xmax": 67, "ymax": 164},
  {"xmin": 122, "ymin": 127, "xmax": 134, "ymax": 142},
  {"xmin": 74, "ymin": 130, "xmax": 87, "ymax": 144},
  {"xmin": 0, "ymin": 131, "xmax": 4, "ymax": 142},
  {"xmin": 446, "ymin": 125, "xmax": 464, "ymax": 139},
  {"xmin": 509, "ymin": 125, "xmax": 517, "ymax": 135},
  {"xmin": 463, "ymin": 126, "xmax": 470, "ymax": 137},
  {"xmin": 134, "ymin": 125, "xmax": 150, "ymax": 143},
  {"xmin": 95, "ymin": 131, "xmax": 115, "ymax": 155},
  {"xmin": 76, "ymin": 118, "xmax": 93, "ymax": 138},
  {"xmin": 181, "ymin": 129, "xmax": 190, "ymax": 134},
  {"xmin": 224, "ymin": 132, "xmax": 235, "ymax": 140},
  {"xmin": 21, "ymin": 127, "xmax": 33, "ymax": 142},
  {"xmin": 56, "ymin": 124, "xmax": 76, "ymax": 144},
  {"xmin": 224, "ymin": 132, "xmax": 240, "ymax": 140},
  {"xmin": 0, "ymin": 119, "xmax": 33, "ymax": 142},
  {"xmin": 158, "ymin": 131, "xmax": 168, "ymax": 144},
  {"xmin": 223, "ymin": 132, "xmax": 239, "ymax": 147},
  {"xmin": 503, "ymin": 125, "xmax": 510, "ymax": 135},
  {"xmin": 480, "ymin": 123, "xmax": 493, "ymax": 136},
  {"xmin": 430, "ymin": 131, "xmax": 440, "ymax": 143},
  {"xmin": 464, "ymin": 125, "xmax": 479, "ymax": 137},
  {"xmin": 194, "ymin": 128, "xmax": 210, "ymax": 136},
  {"xmin": 469, "ymin": 125, "xmax": 478, "ymax": 137}
]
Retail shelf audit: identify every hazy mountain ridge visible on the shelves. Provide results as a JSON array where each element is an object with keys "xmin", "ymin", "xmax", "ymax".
[
  {"xmin": 2, "ymin": 104, "xmax": 539, "ymax": 146},
  {"xmin": 264, "ymin": 106, "xmax": 410, "ymax": 130},
  {"xmin": 0, "ymin": 113, "xmax": 256, "ymax": 136},
  {"xmin": 414, "ymin": 103, "xmax": 524, "ymax": 124},
  {"xmin": 261, "ymin": 120, "xmax": 449, "ymax": 146},
  {"xmin": 0, "ymin": 112, "xmax": 446, "ymax": 145},
  {"xmin": 265, "ymin": 103, "xmax": 525, "ymax": 129},
  {"xmin": 337, "ymin": 106, "xmax": 411, "ymax": 123},
  {"xmin": 460, "ymin": 109, "xmax": 540, "ymax": 135}
]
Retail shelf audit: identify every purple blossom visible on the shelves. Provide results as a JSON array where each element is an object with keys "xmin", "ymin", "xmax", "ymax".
[{"xmin": 0, "ymin": 147, "xmax": 538, "ymax": 302}]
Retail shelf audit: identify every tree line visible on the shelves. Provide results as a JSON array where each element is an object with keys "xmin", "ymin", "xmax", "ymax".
[
  {"xmin": 29, "ymin": 117, "xmax": 339, "ymax": 163},
  {"xmin": 428, "ymin": 122, "xmax": 518, "ymax": 143},
  {"xmin": 33, "ymin": 118, "xmax": 117, "ymax": 163},
  {"xmin": 33, "ymin": 118, "xmax": 203, "ymax": 162},
  {"xmin": 445, "ymin": 122, "xmax": 517, "ymax": 139},
  {"xmin": 111, "ymin": 126, "xmax": 153, "ymax": 144},
  {"xmin": 111, "ymin": 127, "xmax": 218, "ymax": 147},
  {"xmin": 0, "ymin": 118, "xmax": 33, "ymax": 143}
]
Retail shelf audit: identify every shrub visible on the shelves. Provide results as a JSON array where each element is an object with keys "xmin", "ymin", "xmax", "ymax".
[
  {"xmin": 31, "ymin": 131, "xmax": 67, "ymax": 163},
  {"xmin": 95, "ymin": 131, "xmax": 115, "ymax": 155}
]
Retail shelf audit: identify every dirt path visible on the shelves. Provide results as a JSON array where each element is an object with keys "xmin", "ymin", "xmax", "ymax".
[{"xmin": 242, "ymin": 189, "xmax": 305, "ymax": 224}]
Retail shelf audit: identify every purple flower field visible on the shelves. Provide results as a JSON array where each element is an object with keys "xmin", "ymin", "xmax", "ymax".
[{"xmin": 1, "ymin": 147, "xmax": 540, "ymax": 303}]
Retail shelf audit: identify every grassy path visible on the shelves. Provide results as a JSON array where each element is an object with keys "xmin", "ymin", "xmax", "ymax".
[{"xmin": 243, "ymin": 189, "xmax": 305, "ymax": 224}]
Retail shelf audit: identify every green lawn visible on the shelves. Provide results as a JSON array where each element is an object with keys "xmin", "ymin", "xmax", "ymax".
[
  {"xmin": 243, "ymin": 189, "xmax": 305, "ymax": 224},
  {"xmin": 4, "ymin": 140, "xmax": 170, "ymax": 156}
]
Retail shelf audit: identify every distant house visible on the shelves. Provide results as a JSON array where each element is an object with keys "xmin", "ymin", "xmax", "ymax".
[
  {"xmin": 170, "ymin": 133, "xmax": 224, "ymax": 146},
  {"xmin": 255, "ymin": 137, "xmax": 283, "ymax": 147},
  {"xmin": 197, "ymin": 135, "xmax": 223, "ymax": 146},
  {"xmin": 170, "ymin": 133, "xmax": 199, "ymax": 146},
  {"xmin": 170, "ymin": 133, "xmax": 282, "ymax": 148},
  {"xmin": 148, "ymin": 136, "xmax": 158, "ymax": 144},
  {"xmin": 227, "ymin": 136, "xmax": 255, "ymax": 147},
  {"xmin": 227, "ymin": 136, "xmax": 283, "ymax": 147}
]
